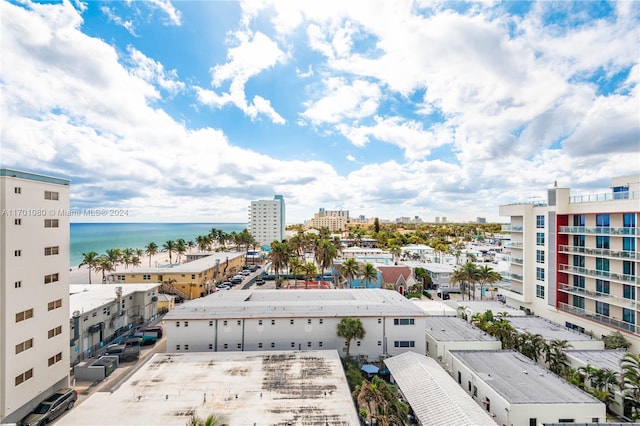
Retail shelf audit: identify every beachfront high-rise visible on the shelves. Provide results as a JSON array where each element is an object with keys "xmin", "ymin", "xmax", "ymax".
[
  {"xmin": 0, "ymin": 168, "xmax": 71, "ymax": 423},
  {"xmin": 248, "ymin": 195, "xmax": 285, "ymax": 246},
  {"xmin": 499, "ymin": 175, "xmax": 639, "ymax": 353}
]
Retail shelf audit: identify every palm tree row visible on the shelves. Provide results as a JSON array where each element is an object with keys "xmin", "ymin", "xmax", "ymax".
[
  {"xmin": 340, "ymin": 258, "xmax": 378, "ymax": 289},
  {"xmin": 451, "ymin": 262, "xmax": 501, "ymax": 300},
  {"xmin": 80, "ymin": 248, "xmax": 144, "ymax": 283}
]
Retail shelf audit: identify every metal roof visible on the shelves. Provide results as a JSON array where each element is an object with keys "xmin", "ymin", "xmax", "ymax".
[
  {"xmin": 164, "ymin": 288, "xmax": 429, "ymax": 320},
  {"xmin": 69, "ymin": 284, "xmax": 159, "ymax": 315},
  {"xmin": 426, "ymin": 317, "xmax": 499, "ymax": 342},
  {"xmin": 565, "ymin": 349, "xmax": 628, "ymax": 373},
  {"xmin": 58, "ymin": 350, "xmax": 360, "ymax": 425},
  {"xmin": 451, "ymin": 350, "xmax": 603, "ymax": 404},
  {"xmin": 506, "ymin": 316, "xmax": 600, "ymax": 342},
  {"xmin": 384, "ymin": 351, "xmax": 497, "ymax": 426}
]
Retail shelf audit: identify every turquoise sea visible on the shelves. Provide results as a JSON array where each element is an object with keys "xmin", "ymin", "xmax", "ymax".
[{"xmin": 70, "ymin": 223, "xmax": 246, "ymax": 267}]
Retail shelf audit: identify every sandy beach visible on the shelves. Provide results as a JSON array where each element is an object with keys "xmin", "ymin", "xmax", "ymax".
[{"xmin": 69, "ymin": 251, "xmax": 188, "ymax": 284}]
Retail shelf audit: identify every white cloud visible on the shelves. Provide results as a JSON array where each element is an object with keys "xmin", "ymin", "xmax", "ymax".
[
  {"xmin": 346, "ymin": 154, "xmax": 356, "ymax": 162},
  {"xmin": 147, "ymin": 0, "xmax": 182, "ymax": 26},
  {"xmin": 127, "ymin": 46, "xmax": 185, "ymax": 95},
  {"xmin": 301, "ymin": 78, "xmax": 381, "ymax": 125},
  {"xmin": 101, "ymin": 6, "xmax": 137, "ymax": 36}
]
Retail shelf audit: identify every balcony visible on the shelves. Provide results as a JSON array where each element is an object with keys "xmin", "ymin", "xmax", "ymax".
[
  {"xmin": 558, "ymin": 245, "xmax": 640, "ymax": 260},
  {"xmin": 558, "ymin": 302, "xmax": 637, "ymax": 334},
  {"xmin": 501, "ymin": 271, "xmax": 523, "ymax": 282},
  {"xmin": 558, "ymin": 226, "xmax": 638, "ymax": 236},
  {"xmin": 557, "ymin": 283, "xmax": 637, "ymax": 310},
  {"xmin": 558, "ymin": 264, "xmax": 637, "ymax": 285},
  {"xmin": 502, "ymin": 225, "xmax": 523, "ymax": 232},
  {"xmin": 505, "ymin": 241, "xmax": 523, "ymax": 249},
  {"xmin": 569, "ymin": 190, "xmax": 640, "ymax": 204},
  {"xmin": 511, "ymin": 257, "xmax": 523, "ymax": 265}
]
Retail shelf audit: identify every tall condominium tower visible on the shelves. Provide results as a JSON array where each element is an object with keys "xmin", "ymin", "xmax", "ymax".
[
  {"xmin": 0, "ymin": 169, "xmax": 71, "ymax": 423},
  {"xmin": 499, "ymin": 175, "xmax": 639, "ymax": 353},
  {"xmin": 248, "ymin": 195, "xmax": 285, "ymax": 246}
]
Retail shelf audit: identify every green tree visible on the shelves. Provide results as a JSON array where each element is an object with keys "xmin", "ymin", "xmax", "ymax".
[
  {"xmin": 105, "ymin": 248, "xmax": 122, "ymax": 272},
  {"xmin": 268, "ymin": 240, "xmax": 291, "ymax": 288},
  {"xmin": 95, "ymin": 255, "xmax": 113, "ymax": 282},
  {"xmin": 341, "ymin": 258, "xmax": 360, "ymax": 289},
  {"xmin": 602, "ymin": 331, "xmax": 631, "ymax": 350},
  {"xmin": 337, "ymin": 317, "xmax": 366, "ymax": 360},
  {"xmin": 477, "ymin": 265, "xmax": 501, "ymax": 300},
  {"xmin": 545, "ymin": 339, "xmax": 572, "ymax": 376},
  {"xmin": 145, "ymin": 242, "xmax": 158, "ymax": 267},
  {"xmin": 315, "ymin": 239, "xmax": 337, "ymax": 276},
  {"xmin": 79, "ymin": 251, "xmax": 100, "ymax": 284},
  {"xmin": 451, "ymin": 262, "xmax": 480, "ymax": 300},
  {"xmin": 516, "ymin": 332, "xmax": 546, "ymax": 362},
  {"xmin": 620, "ymin": 352, "xmax": 640, "ymax": 420},
  {"xmin": 162, "ymin": 240, "xmax": 176, "ymax": 264},
  {"xmin": 175, "ymin": 238, "xmax": 187, "ymax": 263},
  {"xmin": 301, "ymin": 261, "xmax": 317, "ymax": 289},
  {"xmin": 361, "ymin": 263, "xmax": 378, "ymax": 288},
  {"xmin": 121, "ymin": 248, "xmax": 133, "ymax": 269}
]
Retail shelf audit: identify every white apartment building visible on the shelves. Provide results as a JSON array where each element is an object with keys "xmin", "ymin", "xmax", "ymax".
[
  {"xmin": 499, "ymin": 175, "xmax": 639, "ymax": 353},
  {"xmin": 164, "ymin": 288, "xmax": 427, "ymax": 359},
  {"xmin": 0, "ymin": 168, "xmax": 70, "ymax": 424},
  {"xmin": 248, "ymin": 194, "xmax": 285, "ymax": 246}
]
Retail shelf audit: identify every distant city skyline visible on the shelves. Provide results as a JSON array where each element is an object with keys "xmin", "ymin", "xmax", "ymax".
[{"xmin": 1, "ymin": 1, "xmax": 638, "ymax": 224}]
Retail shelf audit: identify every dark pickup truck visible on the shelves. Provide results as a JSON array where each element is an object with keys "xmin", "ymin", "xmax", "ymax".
[{"xmin": 105, "ymin": 338, "xmax": 140, "ymax": 362}]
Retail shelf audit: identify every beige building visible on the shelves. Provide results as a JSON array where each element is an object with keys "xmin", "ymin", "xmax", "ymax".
[
  {"xmin": 0, "ymin": 168, "xmax": 71, "ymax": 423},
  {"xmin": 111, "ymin": 252, "xmax": 245, "ymax": 300}
]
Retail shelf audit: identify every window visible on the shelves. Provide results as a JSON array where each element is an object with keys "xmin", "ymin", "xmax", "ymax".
[
  {"xmin": 573, "ymin": 275, "xmax": 585, "ymax": 289},
  {"xmin": 573, "ymin": 234, "xmax": 585, "ymax": 247},
  {"xmin": 291, "ymin": 342, "xmax": 295, "ymax": 348},
  {"xmin": 258, "ymin": 343, "xmax": 263, "ymax": 349},
  {"xmin": 393, "ymin": 318, "xmax": 415, "ymax": 325},
  {"xmin": 623, "ymin": 308, "xmax": 635, "ymax": 325},
  {"xmin": 307, "ymin": 341, "xmax": 312, "ymax": 348},
  {"xmin": 319, "ymin": 341, "xmax": 323, "ymax": 347},
  {"xmin": 116, "ymin": 275, "xmax": 125, "ymax": 281},
  {"xmin": 394, "ymin": 341, "xmax": 415, "ymax": 348},
  {"xmin": 319, "ymin": 319, "xmax": 323, "ymax": 324},
  {"xmin": 596, "ymin": 236, "xmax": 610, "ymax": 249},
  {"xmin": 16, "ymin": 338, "xmax": 34, "ymax": 354},
  {"xmin": 484, "ymin": 397, "xmax": 490, "ymax": 412},
  {"xmin": 536, "ymin": 285, "xmax": 545, "ymax": 299},
  {"xmin": 258, "ymin": 320, "xmax": 262, "ymax": 325},
  {"xmin": 15, "ymin": 218, "xmax": 21, "ymax": 225},
  {"xmin": 209, "ymin": 321, "xmax": 213, "ymax": 326},
  {"xmin": 143, "ymin": 274, "xmax": 151, "ymax": 280},
  {"xmin": 102, "ymin": 306, "xmax": 110, "ymax": 316},
  {"xmin": 595, "ymin": 301, "xmax": 610, "ymax": 317},
  {"xmin": 14, "ymin": 186, "xmax": 21, "ymax": 194},
  {"xmin": 596, "ymin": 279, "xmax": 610, "ymax": 294},
  {"xmin": 536, "ymin": 232, "xmax": 545, "ymax": 245},
  {"xmin": 15, "ymin": 281, "xmax": 21, "ymax": 288},
  {"xmin": 44, "ymin": 273, "xmax": 59, "ymax": 284},
  {"xmin": 44, "ymin": 191, "xmax": 59, "ymax": 200},
  {"xmin": 191, "ymin": 274, "xmax": 196, "ymax": 279},
  {"xmin": 271, "ymin": 320, "xmax": 275, "ymax": 325},
  {"xmin": 307, "ymin": 319, "xmax": 312, "ymax": 324},
  {"xmin": 536, "ymin": 250, "xmax": 545, "ymax": 264},
  {"xmin": 176, "ymin": 345, "xmax": 181, "ymax": 351},
  {"xmin": 48, "ymin": 326, "xmax": 62, "ymax": 338},
  {"xmin": 176, "ymin": 321, "xmax": 180, "ymax": 327},
  {"xmin": 536, "ymin": 215, "xmax": 545, "ymax": 228},
  {"xmin": 44, "ymin": 246, "xmax": 60, "ymax": 256},
  {"xmin": 573, "ymin": 255, "xmax": 585, "ymax": 267},
  {"xmin": 290, "ymin": 319, "xmax": 294, "ymax": 325},
  {"xmin": 16, "ymin": 308, "xmax": 34, "ymax": 322},
  {"xmin": 185, "ymin": 345, "xmax": 189, "ymax": 350},
  {"xmin": 536, "ymin": 267, "xmax": 545, "ymax": 281},
  {"xmin": 223, "ymin": 320, "xmax": 227, "ymax": 326},
  {"xmin": 596, "ymin": 258, "xmax": 610, "ymax": 272},
  {"xmin": 48, "ymin": 299, "xmax": 62, "ymax": 311},
  {"xmin": 15, "ymin": 369, "xmax": 33, "ymax": 386},
  {"xmin": 271, "ymin": 342, "xmax": 275, "ymax": 348},
  {"xmin": 623, "ymin": 285, "xmax": 636, "ymax": 300},
  {"xmin": 48, "ymin": 352, "xmax": 62, "ymax": 366},
  {"xmin": 573, "ymin": 296, "xmax": 585, "ymax": 309},
  {"xmin": 468, "ymin": 381, "xmax": 472, "ymax": 391},
  {"xmin": 223, "ymin": 344, "xmax": 228, "ymax": 349},
  {"xmin": 596, "ymin": 214, "xmax": 610, "ymax": 227},
  {"xmin": 92, "ymin": 312, "xmax": 97, "ymax": 317},
  {"xmin": 623, "ymin": 213, "xmax": 636, "ymax": 227},
  {"xmin": 236, "ymin": 320, "xmax": 241, "ymax": 326},
  {"xmin": 473, "ymin": 385, "xmax": 477, "ymax": 397},
  {"xmin": 14, "ymin": 250, "xmax": 21, "ymax": 257},
  {"xmin": 184, "ymin": 321, "xmax": 189, "ymax": 327},
  {"xmin": 378, "ymin": 340, "xmax": 382, "ymax": 346},
  {"xmin": 623, "ymin": 261, "xmax": 636, "ymax": 276},
  {"xmin": 377, "ymin": 318, "xmax": 382, "ymax": 324},
  {"xmin": 623, "ymin": 237, "xmax": 635, "ymax": 252},
  {"xmin": 529, "ymin": 419, "xmax": 537, "ymax": 426},
  {"xmin": 209, "ymin": 344, "xmax": 213, "ymax": 350},
  {"xmin": 44, "ymin": 219, "xmax": 59, "ymax": 228},
  {"xmin": 573, "ymin": 214, "xmax": 585, "ymax": 226}
]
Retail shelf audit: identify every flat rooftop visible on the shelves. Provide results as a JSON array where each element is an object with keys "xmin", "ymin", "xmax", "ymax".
[
  {"xmin": 506, "ymin": 316, "xmax": 599, "ymax": 342},
  {"xmin": 411, "ymin": 299, "xmax": 457, "ymax": 316},
  {"xmin": 451, "ymin": 350, "xmax": 602, "ymax": 404},
  {"xmin": 455, "ymin": 301, "xmax": 526, "ymax": 317},
  {"xmin": 384, "ymin": 352, "xmax": 496, "ymax": 426},
  {"xmin": 58, "ymin": 350, "xmax": 360, "ymax": 426},
  {"xmin": 122, "ymin": 252, "xmax": 244, "ymax": 274},
  {"xmin": 70, "ymin": 284, "xmax": 159, "ymax": 315},
  {"xmin": 164, "ymin": 288, "xmax": 428, "ymax": 320},
  {"xmin": 565, "ymin": 350, "xmax": 628, "ymax": 373},
  {"xmin": 426, "ymin": 317, "xmax": 499, "ymax": 342}
]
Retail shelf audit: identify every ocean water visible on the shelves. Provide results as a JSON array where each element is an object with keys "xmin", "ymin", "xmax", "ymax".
[{"xmin": 70, "ymin": 223, "xmax": 246, "ymax": 267}]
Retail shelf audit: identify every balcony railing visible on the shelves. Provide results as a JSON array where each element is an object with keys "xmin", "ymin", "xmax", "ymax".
[
  {"xmin": 502, "ymin": 225, "xmax": 523, "ymax": 232},
  {"xmin": 501, "ymin": 271, "xmax": 523, "ymax": 282},
  {"xmin": 569, "ymin": 190, "xmax": 640, "ymax": 204},
  {"xmin": 506, "ymin": 241, "xmax": 523, "ymax": 249},
  {"xmin": 558, "ymin": 245, "xmax": 640, "ymax": 260},
  {"xmin": 558, "ymin": 302, "xmax": 637, "ymax": 334},
  {"xmin": 511, "ymin": 257, "xmax": 524, "ymax": 265},
  {"xmin": 558, "ymin": 226, "xmax": 638, "ymax": 236},
  {"xmin": 558, "ymin": 264, "xmax": 637, "ymax": 284},
  {"xmin": 557, "ymin": 283, "xmax": 637, "ymax": 309}
]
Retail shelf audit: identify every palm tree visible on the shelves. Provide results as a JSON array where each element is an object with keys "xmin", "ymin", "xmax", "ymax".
[
  {"xmin": 451, "ymin": 262, "xmax": 479, "ymax": 300},
  {"xmin": 620, "ymin": 352, "xmax": 640, "ymax": 420},
  {"xmin": 175, "ymin": 239, "xmax": 187, "ymax": 263},
  {"xmin": 105, "ymin": 248, "xmax": 122, "ymax": 272},
  {"xmin": 337, "ymin": 317, "xmax": 366, "ymax": 360},
  {"xmin": 268, "ymin": 240, "xmax": 291, "ymax": 288},
  {"xmin": 145, "ymin": 242, "xmax": 158, "ymax": 267},
  {"xmin": 121, "ymin": 248, "xmax": 133, "ymax": 269},
  {"xmin": 315, "ymin": 239, "xmax": 337, "ymax": 276},
  {"xmin": 516, "ymin": 332, "xmax": 546, "ymax": 362},
  {"xmin": 477, "ymin": 265, "xmax": 501, "ymax": 300},
  {"xmin": 186, "ymin": 413, "xmax": 228, "ymax": 426},
  {"xmin": 341, "ymin": 258, "xmax": 360, "ymax": 289},
  {"xmin": 545, "ymin": 339, "xmax": 572, "ymax": 375},
  {"xmin": 289, "ymin": 257, "xmax": 302, "ymax": 288},
  {"xmin": 95, "ymin": 255, "xmax": 113, "ymax": 283},
  {"xmin": 162, "ymin": 240, "xmax": 176, "ymax": 264},
  {"xmin": 130, "ymin": 256, "xmax": 141, "ymax": 268},
  {"xmin": 487, "ymin": 318, "xmax": 517, "ymax": 349},
  {"xmin": 79, "ymin": 251, "xmax": 100, "ymax": 284},
  {"xmin": 361, "ymin": 263, "xmax": 378, "ymax": 288},
  {"xmin": 301, "ymin": 261, "xmax": 317, "ymax": 289}
]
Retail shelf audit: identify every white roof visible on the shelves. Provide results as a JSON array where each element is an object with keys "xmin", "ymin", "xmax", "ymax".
[
  {"xmin": 565, "ymin": 349, "xmax": 628, "ymax": 373},
  {"xmin": 384, "ymin": 352, "xmax": 497, "ymax": 426},
  {"xmin": 165, "ymin": 288, "xmax": 428, "ymax": 320},
  {"xmin": 506, "ymin": 316, "xmax": 602, "ymax": 343},
  {"xmin": 69, "ymin": 284, "xmax": 159, "ymax": 315},
  {"xmin": 426, "ymin": 317, "xmax": 499, "ymax": 342},
  {"xmin": 411, "ymin": 300, "xmax": 458, "ymax": 316},
  {"xmin": 123, "ymin": 252, "xmax": 244, "ymax": 274},
  {"xmin": 58, "ymin": 350, "xmax": 360, "ymax": 425}
]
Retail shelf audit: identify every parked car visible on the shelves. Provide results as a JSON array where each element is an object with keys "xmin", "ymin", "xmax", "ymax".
[
  {"xmin": 249, "ymin": 265, "xmax": 260, "ymax": 272},
  {"xmin": 230, "ymin": 276, "xmax": 243, "ymax": 284},
  {"xmin": 255, "ymin": 278, "xmax": 265, "ymax": 286},
  {"xmin": 105, "ymin": 340, "xmax": 140, "ymax": 362},
  {"xmin": 139, "ymin": 325, "xmax": 163, "ymax": 339},
  {"xmin": 239, "ymin": 270, "xmax": 251, "ymax": 276},
  {"xmin": 20, "ymin": 388, "xmax": 77, "ymax": 426},
  {"xmin": 133, "ymin": 330, "xmax": 159, "ymax": 345}
]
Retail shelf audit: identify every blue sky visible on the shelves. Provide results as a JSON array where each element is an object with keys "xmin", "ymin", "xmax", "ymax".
[{"xmin": 1, "ymin": 0, "xmax": 638, "ymax": 223}]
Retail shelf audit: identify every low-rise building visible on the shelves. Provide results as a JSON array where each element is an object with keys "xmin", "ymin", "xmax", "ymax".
[
  {"xmin": 341, "ymin": 246, "xmax": 393, "ymax": 264},
  {"xmin": 69, "ymin": 284, "xmax": 160, "ymax": 365},
  {"xmin": 110, "ymin": 252, "xmax": 245, "ymax": 300},
  {"xmin": 164, "ymin": 288, "xmax": 427, "ymax": 360},
  {"xmin": 410, "ymin": 299, "xmax": 458, "ymax": 317},
  {"xmin": 450, "ymin": 350, "xmax": 606, "ymax": 425},
  {"xmin": 453, "ymin": 300, "xmax": 527, "ymax": 320},
  {"xmin": 58, "ymin": 350, "xmax": 360, "ymax": 425},
  {"xmin": 506, "ymin": 316, "xmax": 605, "ymax": 350},
  {"xmin": 384, "ymin": 351, "xmax": 497, "ymax": 426},
  {"xmin": 425, "ymin": 317, "xmax": 502, "ymax": 366}
]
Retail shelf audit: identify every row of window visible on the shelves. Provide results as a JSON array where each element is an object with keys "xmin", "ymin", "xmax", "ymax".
[
  {"xmin": 182, "ymin": 317, "xmax": 404, "ymax": 327},
  {"xmin": 14, "ymin": 352, "xmax": 62, "ymax": 387},
  {"xmin": 572, "ymin": 213, "xmax": 636, "ymax": 227},
  {"xmin": 174, "ymin": 340, "xmax": 391, "ymax": 351},
  {"xmin": 15, "ymin": 300, "xmax": 62, "ymax": 322},
  {"xmin": 12, "ymin": 188, "xmax": 60, "ymax": 200},
  {"xmin": 571, "ymin": 296, "xmax": 636, "ymax": 324},
  {"xmin": 14, "ymin": 248, "xmax": 64, "ymax": 257}
]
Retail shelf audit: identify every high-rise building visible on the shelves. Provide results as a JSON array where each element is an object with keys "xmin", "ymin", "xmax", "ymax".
[
  {"xmin": 499, "ymin": 175, "xmax": 639, "ymax": 352},
  {"xmin": 0, "ymin": 168, "xmax": 71, "ymax": 423},
  {"xmin": 248, "ymin": 195, "xmax": 285, "ymax": 246}
]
